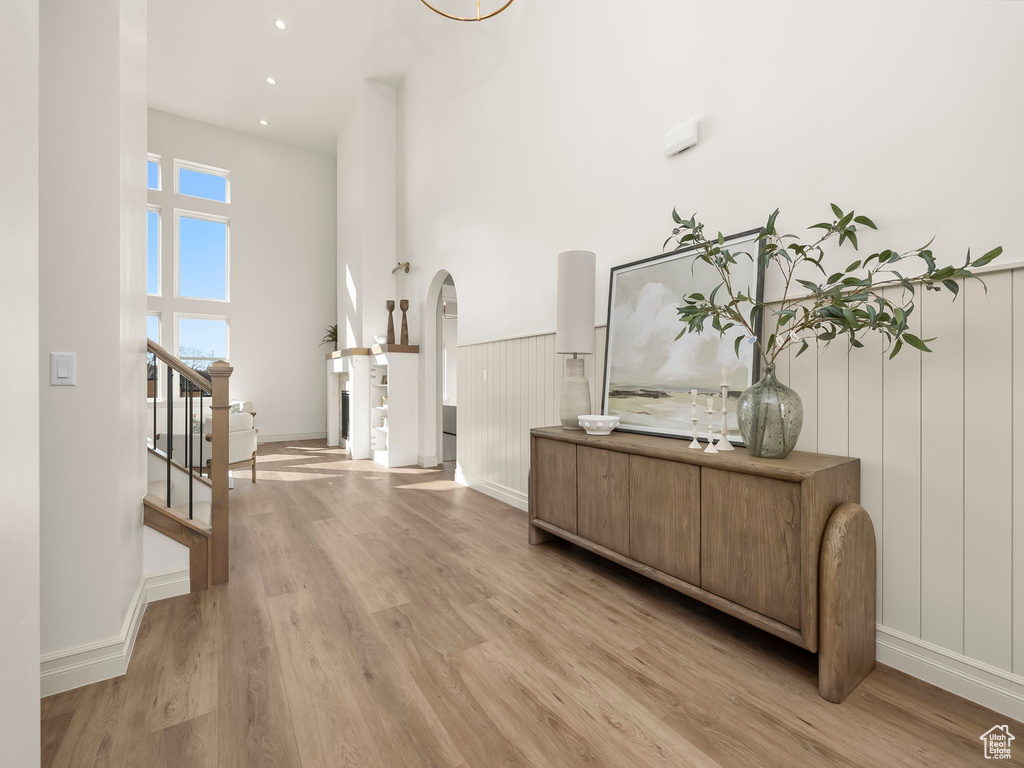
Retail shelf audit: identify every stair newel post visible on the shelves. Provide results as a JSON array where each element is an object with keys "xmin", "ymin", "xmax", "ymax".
[{"xmin": 208, "ymin": 360, "xmax": 233, "ymax": 586}]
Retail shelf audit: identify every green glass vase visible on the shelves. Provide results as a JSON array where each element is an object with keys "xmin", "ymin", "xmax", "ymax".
[{"xmin": 737, "ymin": 363, "xmax": 803, "ymax": 459}]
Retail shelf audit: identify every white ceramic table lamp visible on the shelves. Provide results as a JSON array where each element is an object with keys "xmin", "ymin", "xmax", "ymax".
[{"xmin": 556, "ymin": 250, "xmax": 596, "ymax": 430}]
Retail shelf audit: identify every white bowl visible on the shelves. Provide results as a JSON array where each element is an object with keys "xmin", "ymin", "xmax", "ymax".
[{"xmin": 578, "ymin": 415, "xmax": 620, "ymax": 435}]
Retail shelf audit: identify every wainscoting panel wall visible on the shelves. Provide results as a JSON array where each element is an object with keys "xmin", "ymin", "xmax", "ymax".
[{"xmin": 455, "ymin": 265, "xmax": 1024, "ymax": 715}]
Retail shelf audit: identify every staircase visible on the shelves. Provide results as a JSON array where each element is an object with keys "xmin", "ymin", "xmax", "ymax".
[{"xmin": 145, "ymin": 340, "xmax": 233, "ymax": 591}]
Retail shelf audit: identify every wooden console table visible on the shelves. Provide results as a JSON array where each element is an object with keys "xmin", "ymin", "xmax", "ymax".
[{"xmin": 528, "ymin": 426, "xmax": 876, "ymax": 703}]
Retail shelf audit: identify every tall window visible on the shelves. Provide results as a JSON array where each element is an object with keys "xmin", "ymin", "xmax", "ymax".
[
  {"xmin": 148, "ymin": 151, "xmax": 232, "ymax": 377},
  {"xmin": 147, "ymin": 313, "xmax": 160, "ymax": 399},
  {"xmin": 147, "ymin": 153, "xmax": 161, "ymax": 191},
  {"xmin": 177, "ymin": 315, "xmax": 228, "ymax": 373},
  {"xmin": 176, "ymin": 211, "xmax": 229, "ymax": 301},
  {"xmin": 147, "ymin": 207, "xmax": 160, "ymax": 296}
]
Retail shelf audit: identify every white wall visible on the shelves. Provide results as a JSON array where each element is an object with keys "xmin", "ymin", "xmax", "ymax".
[
  {"xmin": 337, "ymin": 80, "xmax": 400, "ymax": 349},
  {"xmin": 398, "ymin": 0, "xmax": 1024, "ymax": 344},
  {"xmin": 39, "ymin": 0, "xmax": 147, "ymax": 661},
  {"xmin": 395, "ymin": 0, "xmax": 1024, "ymax": 716},
  {"xmin": 0, "ymin": 0, "xmax": 40, "ymax": 761},
  {"xmin": 148, "ymin": 110, "xmax": 337, "ymax": 441}
]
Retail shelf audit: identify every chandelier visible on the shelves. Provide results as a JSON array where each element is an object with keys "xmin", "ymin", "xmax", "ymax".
[{"xmin": 420, "ymin": 0, "xmax": 516, "ymax": 22}]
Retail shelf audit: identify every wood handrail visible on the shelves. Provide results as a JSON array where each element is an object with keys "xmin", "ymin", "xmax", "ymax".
[
  {"xmin": 145, "ymin": 341, "xmax": 231, "ymax": 590},
  {"xmin": 147, "ymin": 339, "xmax": 213, "ymax": 394}
]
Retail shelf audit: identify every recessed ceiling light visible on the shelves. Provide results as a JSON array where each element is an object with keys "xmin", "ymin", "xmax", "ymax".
[
  {"xmin": 274, "ymin": 19, "xmax": 286, "ymax": 30},
  {"xmin": 266, "ymin": 77, "xmax": 277, "ymax": 86},
  {"xmin": 259, "ymin": 119, "xmax": 269, "ymax": 126}
]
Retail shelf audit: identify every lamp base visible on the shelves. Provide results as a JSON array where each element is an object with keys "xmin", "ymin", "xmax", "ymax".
[{"xmin": 560, "ymin": 357, "xmax": 591, "ymax": 430}]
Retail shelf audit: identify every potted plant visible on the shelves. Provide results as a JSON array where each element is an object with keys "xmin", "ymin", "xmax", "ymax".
[
  {"xmin": 667, "ymin": 204, "xmax": 1002, "ymax": 458},
  {"xmin": 320, "ymin": 324, "xmax": 338, "ymax": 351}
]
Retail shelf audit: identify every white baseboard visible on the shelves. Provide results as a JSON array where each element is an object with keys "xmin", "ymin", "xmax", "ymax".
[
  {"xmin": 455, "ymin": 470, "xmax": 528, "ymax": 512},
  {"xmin": 40, "ymin": 578, "xmax": 147, "ymax": 697},
  {"xmin": 258, "ymin": 431, "xmax": 327, "ymax": 444},
  {"xmin": 144, "ymin": 568, "xmax": 190, "ymax": 603},
  {"xmin": 876, "ymin": 625, "xmax": 1024, "ymax": 721},
  {"xmin": 418, "ymin": 454, "xmax": 439, "ymax": 468}
]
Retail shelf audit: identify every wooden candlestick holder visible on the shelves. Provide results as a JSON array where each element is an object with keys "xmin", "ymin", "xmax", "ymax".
[{"xmin": 385, "ymin": 300, "xmax": 396, "ymax": 344}]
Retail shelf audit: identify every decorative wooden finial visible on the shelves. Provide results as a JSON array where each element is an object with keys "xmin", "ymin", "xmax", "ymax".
[
  {"xmin": 385, "ymin": 300, "xmax": 396, "ymax": 345},
  {"xmin": 399, "ymin": 299, "xmax": 410, "ymax": 346}
]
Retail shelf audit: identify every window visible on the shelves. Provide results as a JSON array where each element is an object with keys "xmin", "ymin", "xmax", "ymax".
[
  {"xmin": 147, "ymin": 154, "xmax": 161, "ymax": 191},
  {"xmin": 147, "ymin": 313, "xmax": 160, "ymax": 399},
  {"xmin": 175, "ymin": 160, "xmax": 230, "ymax": 203},
  {"xmin": 147, "ymin": 207, "xmax": 160, "ymax": 295},
  {"xmin": 176, "ymin": 211, "xmax": 228, "ymax": 301},
  {"xmin": 177, "ymin": 315, "xmax": 228, "ymax": 373}
]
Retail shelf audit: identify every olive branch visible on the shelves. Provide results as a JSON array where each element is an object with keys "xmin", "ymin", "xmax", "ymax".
[{"xmin": 666, "ymin": 204, "xmax": 1002, "ymax": 366}]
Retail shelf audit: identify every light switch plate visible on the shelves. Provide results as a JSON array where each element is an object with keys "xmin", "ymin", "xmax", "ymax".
[{"xmin": 50, "ymin": 352, "xmax": 76, "ymax": 386}]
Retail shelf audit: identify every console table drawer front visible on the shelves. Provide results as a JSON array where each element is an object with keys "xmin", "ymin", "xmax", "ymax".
[
  {"xmin": 700, "ymin": 468, "xmax": 802, "ymax": 628},
  {"xmin": 577, "ymin": 446, "xmax": 630, "ymax": 554},
  {"xmin": 532, "ymin": 437, "xmax": 578, "ymax": 533},
  {"xmin": 629, "ymin": 456, "xmax": 700, "ymax": 585}
]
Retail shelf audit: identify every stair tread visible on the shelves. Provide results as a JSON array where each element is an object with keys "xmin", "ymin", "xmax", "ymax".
[{"xmin": 143, "ymin": 493, "xmax": 212, "ymax": 534}]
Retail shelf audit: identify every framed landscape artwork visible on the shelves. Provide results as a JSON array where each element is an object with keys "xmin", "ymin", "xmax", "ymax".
[{"xmin": 601, "ymin": 228, "xmax": 765, "ymax": 445}]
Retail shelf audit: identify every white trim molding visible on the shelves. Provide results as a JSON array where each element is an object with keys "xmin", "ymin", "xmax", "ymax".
[
  {"xmin": 144, "ymin": 568, "xmax": 190, "ymax": 603},
  {"xmin": 40, "ymin": 578, "xmax": 147, "ymax": 697},
  {"xmin": 455, "ymin": 469, "xmax": 527, "ymax": 512},
  {"xmin": 417, "ymin": 454, "xmax": 439, "ymax": 468},
  {"xmin": 258, "ymin": 431, "xmax": 327, "ymax": 444},
  {"xmin": 877, "ymin": 625, "xmax": 1024, "ymax": 722}
]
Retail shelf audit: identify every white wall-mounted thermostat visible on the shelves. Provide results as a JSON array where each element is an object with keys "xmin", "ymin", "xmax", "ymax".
[
  {"xmin": 665, "ymin": 118, "xmax": 699, "ymax": 157},
  {"xmin": 50, "ymin": 352, "xmax": 77, "ymax": 386}
]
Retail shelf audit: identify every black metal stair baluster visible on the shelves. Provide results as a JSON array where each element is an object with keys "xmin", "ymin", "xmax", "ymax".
[
  {"xmin": 152, "ymin": 353, "xmax": 157, "ymax": 446},
  {"xmin": 199, "ymin": 389, "xmax": 204, "ymax": 477},
  {"xmin": 166, "ymin": 366, "xmax": 173, "ymax": 508},
  {"xmin": 189, "ymin": 380, "xmax": 194, "ymax": 520}
]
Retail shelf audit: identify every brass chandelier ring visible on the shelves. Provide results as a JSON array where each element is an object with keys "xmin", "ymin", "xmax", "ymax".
[{"xmin": 419, "ymin": 0, "xmax": 516, "ymax": 22}]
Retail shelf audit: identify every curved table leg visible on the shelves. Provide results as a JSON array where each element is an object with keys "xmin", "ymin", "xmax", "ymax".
[{"xmin": 819, "ymin": 502, "xmax": 877, "ymax": 703}]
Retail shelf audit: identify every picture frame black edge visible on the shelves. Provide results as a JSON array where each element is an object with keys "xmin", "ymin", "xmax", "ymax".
[{"xmin": 600, "ymin": 227, "xmax": 767, "ymax": 447}]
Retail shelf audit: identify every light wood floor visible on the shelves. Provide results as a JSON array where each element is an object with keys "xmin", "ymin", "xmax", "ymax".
[{"xmin": 42, "ymin": 440, "xmax": 1021, "ymax": 767}]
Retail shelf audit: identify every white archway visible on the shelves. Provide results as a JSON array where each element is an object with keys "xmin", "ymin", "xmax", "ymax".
[{"xmin": 417, "ymin": 269, "xmax": 455, "ymax": 467}]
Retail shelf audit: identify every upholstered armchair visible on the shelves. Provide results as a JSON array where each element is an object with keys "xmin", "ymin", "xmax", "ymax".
[
  {"xmin": 204, "ymin": 403, "xmax": 258, "ymax": 484},
  {"xmin": 154, "ymin": 402, "xmax": 258, "ymax": 485}
]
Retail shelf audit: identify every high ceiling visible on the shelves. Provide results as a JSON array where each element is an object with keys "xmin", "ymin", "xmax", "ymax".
[{"xmin": 148, "ymin": 0, "xmax": 483, "ymax": 155}]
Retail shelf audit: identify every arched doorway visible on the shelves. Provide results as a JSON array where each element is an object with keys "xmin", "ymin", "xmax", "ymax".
[
  {"xmin": 437, "ymin": 276, "xmax": 458, "ymax": 464},
  {"xmin": 418, "ymin": 269, "xmax": 458, "ymax": 469}
]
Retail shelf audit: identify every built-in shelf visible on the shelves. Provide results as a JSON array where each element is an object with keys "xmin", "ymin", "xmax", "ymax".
[{"xmin": 361, "ymin": 346, "xmax": 417, "ymax": 468}]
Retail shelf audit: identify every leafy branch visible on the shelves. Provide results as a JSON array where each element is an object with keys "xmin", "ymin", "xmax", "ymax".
[{"xmin": 667, "ymin": 205, "xmax": 1002, "ymax": 365}]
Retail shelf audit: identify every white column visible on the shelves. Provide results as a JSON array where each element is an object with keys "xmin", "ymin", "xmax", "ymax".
[{"xmin": 0, "ymin": 0, "xmax": 40, "ymax": 761}]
